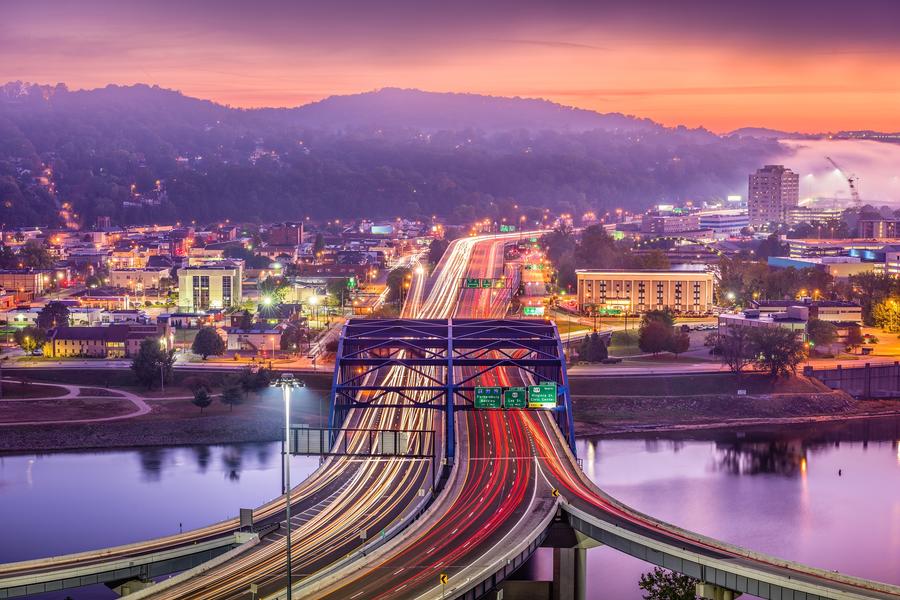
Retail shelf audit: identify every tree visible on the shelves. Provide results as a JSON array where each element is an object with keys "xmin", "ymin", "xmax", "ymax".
[
  {"xmin": 428, "ymin": 238, "xmax": 449, "ymax": 266},
  {"xmin": 638, "ymin": 567, "xmax": 698, "ymax": 600},
  {"xmin": 806, "ymin": 319, "xmax": 837, "ymax": 348},
  {"xmin": 192, "ymin": 387, "xmax": 212, "ymax": 413},
  {"xmin": 719, "ymin": 328, "xmax": 753, "ymax": 375},
  {"xmin": 666, "ymin": 331, "xmax": 690, "ymax": 358},
  {"xmin": 639, "ymin": 320, "xmax": 672, "ymax": 355},
  {"xmin": 238, "ymin": 310, "xmax": 254, "ymax": 330},
  {"xmin": 641, "ymin": 309, "xmax": 675, "ymax": 330},
  {"xmin": 578, "ymin": 332, "xmax": 608, "ymax": 362},
  {"xmin": 280, "ymin": 323, "xmax": 308, "ymax": 353},
  {"xmin": 220, "ymin": 383, "xmax": 244, "ymax": 412},
  {"xmin": 14, "ymin": 326, "xmax": 46, "ymax": 354},
  {"xmin": 748, "ymin": 327, "xmax": 805, "ymax": 377},
  {"xmin": 386, "ymin": 266, "xmax": 412, "ymax": 303},
  {"xmin": 36, "ymin": 301, "xmax": 70, "ymax": 330},
  {"xmin": 19, "ymin": 239, "xmax": 54, "ymax": 269},
  {"xmin": 131, "ymin": 337, "xmax": 175, "ymax": 389},
  {"xmin": 312, "ymin": 232, "xmax": 326, "ymax": 259},
  {"xmin": 192, "ymin": 327, "xmax": 225, "ymax": 359},
  {"xmin": 871, "ymin": 299, "xmax": 900, "ymax": 333},
  {"xmin": 845, "ymin": 324, "xmax": 864, "ymax": 349},
  {"xmin": 239, "ymin": 367, "xmax": 273, "ymax": 392}
]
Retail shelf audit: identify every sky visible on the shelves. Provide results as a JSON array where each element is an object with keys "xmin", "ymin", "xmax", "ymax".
[{"xmin": 3, "ymin": 0, "xmax": 900, "ymax": 132}]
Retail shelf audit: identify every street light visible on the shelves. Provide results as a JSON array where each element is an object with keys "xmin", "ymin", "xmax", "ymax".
[{"xmin": 271, "ymin": 373, "xmax": 305, "ymax": 600}]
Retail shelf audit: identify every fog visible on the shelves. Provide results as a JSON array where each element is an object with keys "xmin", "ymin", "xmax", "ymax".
[{"xmin": 776, "ymin": 139, "xmax": 900, "ymax": 206}]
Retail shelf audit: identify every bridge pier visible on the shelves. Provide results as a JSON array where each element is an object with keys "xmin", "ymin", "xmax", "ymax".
[
  {"xmin": 107, "ymin": 577, "xmax": 153, "ymax": 596},
  {"xmin": 696, "ymin": 582, "xmax": 742, "ymax": 600},
  {"xmin": 552, "ymin": 547, "xmax": 586, "ymax": 600}
]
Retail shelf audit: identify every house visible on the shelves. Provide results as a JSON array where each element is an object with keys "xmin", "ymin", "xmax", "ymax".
[
  {"xmin": 225, "ymin": 326, "xmax": 283, "ymax": 355},
  {"xmin": 44, "ymin": 324, "xmax": 164, "ymax": 358}
]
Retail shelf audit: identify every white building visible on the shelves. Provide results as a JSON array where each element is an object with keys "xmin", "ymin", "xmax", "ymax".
[
  {"xmin": 697, "ymin": 209, "xmax": 750, "ymax": 237},
  {"xmin": 177, "ymin": 261, "xmax": 243, "ymax": 311}
]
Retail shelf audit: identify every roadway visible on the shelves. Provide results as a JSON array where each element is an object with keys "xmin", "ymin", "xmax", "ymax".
[
  {"xmin": 296, "ymin": 234, "xmax": 900, "ymax": 600},
  {"xmin": 99, "ymin": 237, "xmax": 508, "ymax": 598}
]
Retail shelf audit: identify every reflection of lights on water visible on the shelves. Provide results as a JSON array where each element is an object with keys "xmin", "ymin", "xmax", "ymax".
[
  {"xmin": 896, "ymin": 441, "xmax": 900, "ymax": 465},
  {"xmin": 800, "ymin": 456, "xmax": 808, "ymax": 475}
]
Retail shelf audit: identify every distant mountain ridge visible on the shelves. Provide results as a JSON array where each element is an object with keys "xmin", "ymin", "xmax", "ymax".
[
  {"xmin": 0, "ymin": 82, "xmax": 660, "ymax": 133},
  {"xmin": 276, "ymin": 87, "xmax": 662, "ymax": 133}
]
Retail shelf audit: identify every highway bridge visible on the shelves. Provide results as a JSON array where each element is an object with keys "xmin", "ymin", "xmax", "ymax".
[{"xmin": 2, "ymin": 233, "xmax": 900, "ymax": 600}]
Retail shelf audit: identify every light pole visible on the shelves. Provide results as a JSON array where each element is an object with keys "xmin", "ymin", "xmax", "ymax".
[{"xmin": 272, "ymin": 373, "xmax": 304, "ymax": 600}]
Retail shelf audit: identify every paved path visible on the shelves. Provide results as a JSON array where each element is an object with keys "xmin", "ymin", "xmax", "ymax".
[{"xmin": 0, "ymin": 379, "xmax": 152, "ymax": 426}]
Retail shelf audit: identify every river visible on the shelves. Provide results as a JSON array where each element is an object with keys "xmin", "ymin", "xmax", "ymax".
[{"xmin": 1, "ymin": 413, "xmax": 899, "ymax": 598}]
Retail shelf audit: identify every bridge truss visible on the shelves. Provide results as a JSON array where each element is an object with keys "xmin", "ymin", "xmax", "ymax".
[{"xmin": 329, "ymin": 318, "xmax": 577, "ymax": 462}]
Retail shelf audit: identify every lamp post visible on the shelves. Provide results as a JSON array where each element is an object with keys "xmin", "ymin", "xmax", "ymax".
[{"xmin": 272, "ymin": 373, "xmax": 304, "ymax": 600}]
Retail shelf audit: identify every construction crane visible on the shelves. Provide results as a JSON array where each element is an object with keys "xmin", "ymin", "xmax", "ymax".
[{"xmin": 825, "ymin": 156, "xmax": 861, "ymax": 206}]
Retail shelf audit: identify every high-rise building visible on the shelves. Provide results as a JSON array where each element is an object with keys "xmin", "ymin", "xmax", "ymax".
[{"xmin": 748, "ymin": 165, "xmax": 799, "ymax": 227}]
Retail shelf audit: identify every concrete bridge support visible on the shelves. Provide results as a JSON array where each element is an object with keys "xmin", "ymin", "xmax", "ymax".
[
  {"xmin": 552, "ymin": 547, "xmax": 586, "ymax": 600},
  {"xmin": 107, "ymin": 578, "xmax": 153, "ymax": 596},
  {"xmin": 696, "ymin": 582, "xmax": 742, "ymax": 600}
]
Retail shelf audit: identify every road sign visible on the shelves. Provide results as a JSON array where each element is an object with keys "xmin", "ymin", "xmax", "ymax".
[
  {"xmin": 481, "ymin": 278, "xmax": 492, "ymax": 288},
  {"xmin": 465, "ymin": 278, "xmax": 480, "ymax": 289},
  {"xmin": 499, "ymin": 224, "xmax": 517, "ymax": 233},
  {"xmin": 528, "ymin": 382, "xmax": 557, "ymax": 409},
  {"xmin": 474, "ymin": 386, "xmax": 502, "ymax": 409},
  {"xmin": 551, "ymin": 488, "xmax": 560, "ymax": 497},
  {"xmin": 439, "ymin": 573, "xmax": 449, "ymax": 585},
  {"xmin": 503, "ymin": 387, "xmax": 527, "ymax": 409},
  {"xmin": 522, "ymin": 305, "xmax": 545, "ymax": 316}
]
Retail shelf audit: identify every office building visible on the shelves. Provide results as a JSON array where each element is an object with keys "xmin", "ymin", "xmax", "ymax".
[
  {"xmin": 110, "ymin": 267, "xmax": 171, "ymax": 293},
  {"xmin": 718, "ymin": 307, "xmax": 808, "ymax": 342},
  {"xmin": 177, "ymin": 261, "xmax": 243, "ymax": 311},
  {"xmin": 640, "ymin": 213, "xmax": 701, "ymax": 234},
  {"xmin": 697, "ymin": 210, "xmax": 750, "ymax": 237},
  {"xmin": 858, "ymin": 219, "xmax": 900, "ymax": 238},
  {"xmin": 749, "ymin": 300, "xmax": 861, "ymax": 324},
  {"xmin": 576, "ymin": 268, "xmax": 715, "ymax": 315},
  {"xmin": 748, "ymin": 165, "xmax": 799, "ymax": 227}
]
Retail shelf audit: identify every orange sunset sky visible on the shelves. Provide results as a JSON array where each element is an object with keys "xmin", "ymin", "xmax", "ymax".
[{"xmin": 3, "ymin": 0, "xmax": 900, "ymax": 132}]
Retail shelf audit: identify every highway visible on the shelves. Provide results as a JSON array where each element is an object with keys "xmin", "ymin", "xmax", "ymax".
[
  {"xmin": 105, "ymin": 236, "xmax": 505, "ymax": 598},
  {"xmin": 296, "ymin": 234, "xmax": 900, "ymax": 600}
]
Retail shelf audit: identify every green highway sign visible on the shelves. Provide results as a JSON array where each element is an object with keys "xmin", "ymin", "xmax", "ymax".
[
  {"xmin": 503, "ymin": 387, "xmax": 527, "ymax": 409},
  {"xmin": 481, "ymin": 279, "xmax": 492, "ymax": 288},
  {"xmin": 522, "ymin": 305, "xmax": 545, "ymax": 316},
  {"xmin": 528, "ymin": 382, "xmax": 557, "ymax": 409},
  {"xmin": 347, "ymin": 276, "xmax": 357, "ymax": 289},
  {"xmin": 474, "ymin": 386, "xmax": 502, "ymax": 409},
  {"xmin": 499, "ymin": 225, "xmax": 517, "ymax": 233},
  {"xmin": 465, "ymin": 278, "xmax": 481, "ymax": 289}
]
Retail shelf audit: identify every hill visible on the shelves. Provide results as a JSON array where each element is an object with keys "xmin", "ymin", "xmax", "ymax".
[
  {"xmin": 276, "ymin": 87, "xmax": 661, "ymax": 133},
  {"xmin": 0, "ymin": 82, "xmax": 782, "ymax": 227}
]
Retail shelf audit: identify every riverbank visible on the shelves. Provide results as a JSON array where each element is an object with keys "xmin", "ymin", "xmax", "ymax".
[{"xmin": 574, "ymin": 392, "xmax": 900, "ymax": 436}]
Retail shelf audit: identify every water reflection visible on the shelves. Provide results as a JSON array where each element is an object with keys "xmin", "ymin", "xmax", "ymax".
[
  {"xmin": 138, "ymin": 448, "xmax": 166, "ymax": 481},
  {"xmin": 0, "ymin": 442, "xmax": 322, "ymax": 563},
  {"xmin": 193, "ymin": 445, "xmax": 211, "ymax": 473},
  {"xmin": 714, "ymin": 440, "xmax": 805, "ymax": 476},
  {"xmin": 575, "ymin": 415, "xmax": 900, "ymax": 598}
]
